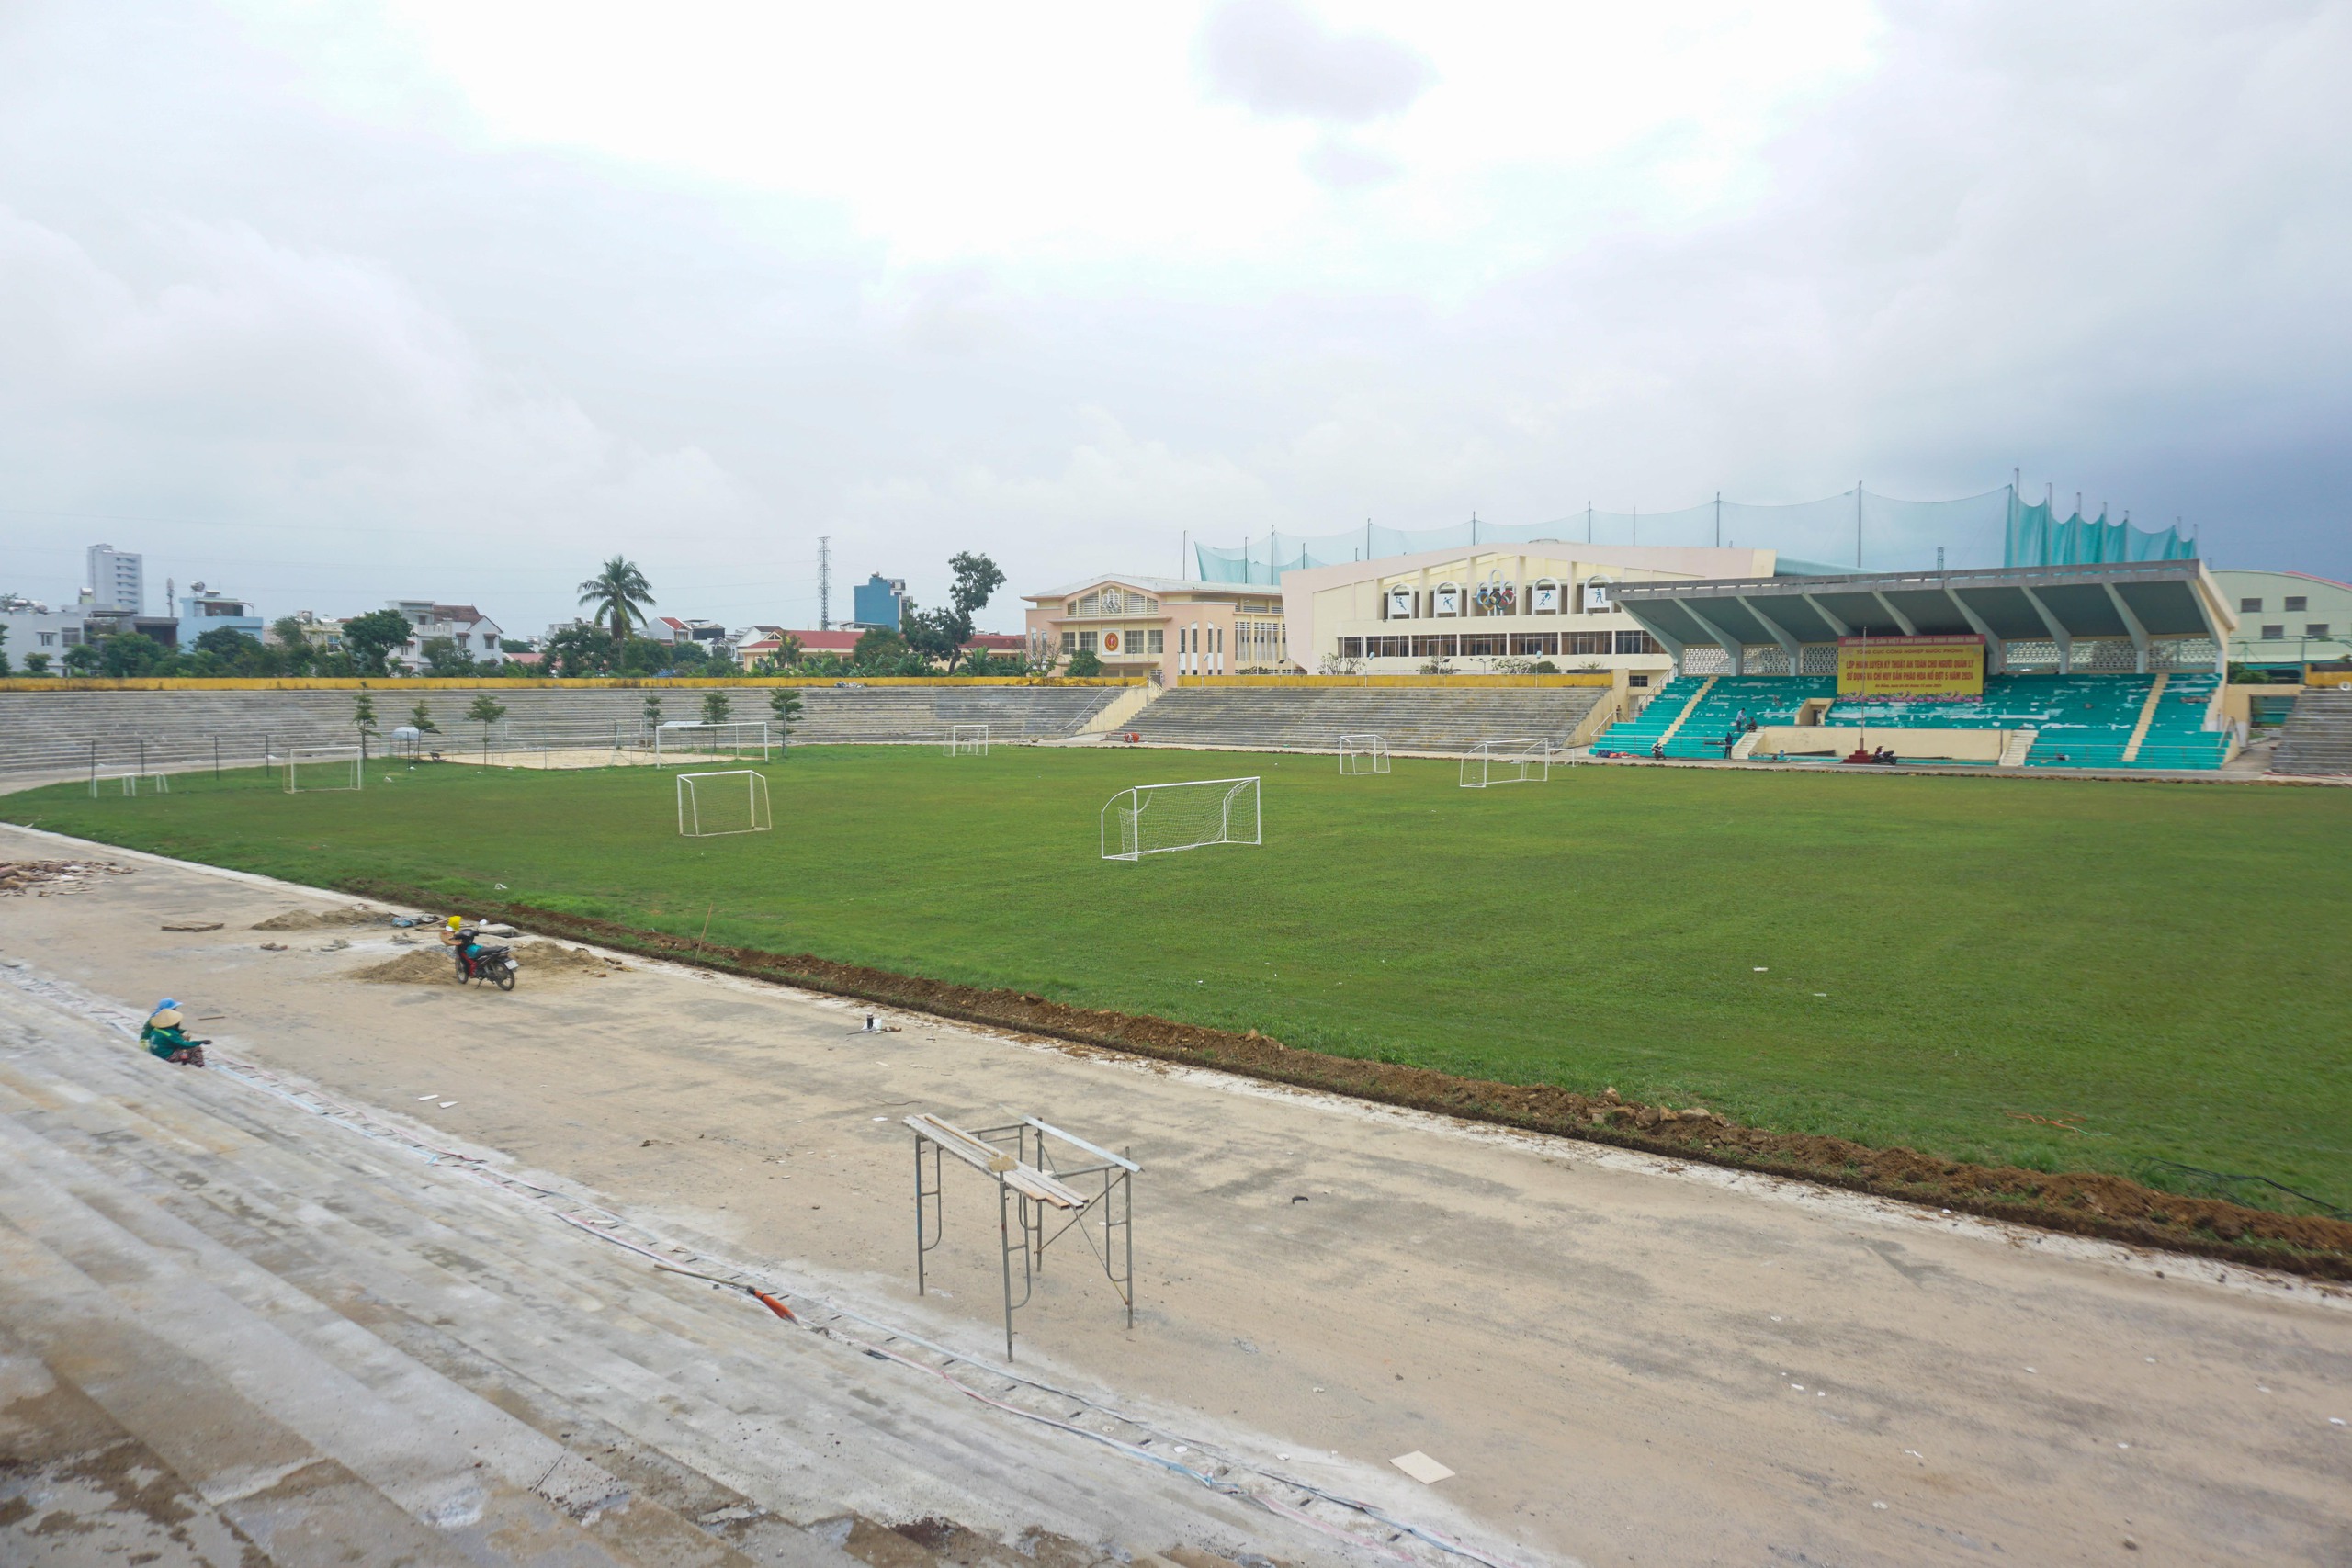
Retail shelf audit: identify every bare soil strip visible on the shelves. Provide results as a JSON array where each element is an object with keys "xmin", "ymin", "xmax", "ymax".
[{"xmin": 326, "ymin": 876, "xmax": 2352, "ymax": 1279}]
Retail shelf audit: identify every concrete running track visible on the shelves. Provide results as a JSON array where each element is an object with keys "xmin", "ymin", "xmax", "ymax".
[{"xmin": 2, "ymin": 822, "xmax": 2347, "ymax": 1566}]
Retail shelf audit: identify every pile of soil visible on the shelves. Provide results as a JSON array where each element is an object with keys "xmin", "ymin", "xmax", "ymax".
[
  {"xmin": 0, "ymin": 860, "xmax": 133, "ymax": 897},
  {"xmin": 253, "ymin": 905, "xmax": 391, "ymax": 931},
  {"xmin": 336, "ymin": 877, "xmax": 2352, "ymax": 1278},
  {"xmin": 354, "ymin": 940, "xmax": 624, "ymax": 986}
]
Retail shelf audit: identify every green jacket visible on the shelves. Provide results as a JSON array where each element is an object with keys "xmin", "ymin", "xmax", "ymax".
[{"xmin": 142, "ymin": 1021, "xmax": 198, "ymax": 1059}]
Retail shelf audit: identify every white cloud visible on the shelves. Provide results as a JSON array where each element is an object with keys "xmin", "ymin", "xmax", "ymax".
[{"xmin": 1195, "ymin": 0, "xmax": 1436, "ymax": 125}]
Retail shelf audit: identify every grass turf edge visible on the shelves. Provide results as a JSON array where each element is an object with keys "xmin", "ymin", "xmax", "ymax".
[{"xmin": 334, "ymin": 874, "xmax": 2352, "ymax": 1281}]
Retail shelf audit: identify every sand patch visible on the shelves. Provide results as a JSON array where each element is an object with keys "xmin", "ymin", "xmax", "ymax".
[
  {"xmin": 254, "ymin": 905, "xmax": 393, "ymax": 931},
  {"xmin": 354, "ymin": 940, "xmax": 626, "ymax": 986}
]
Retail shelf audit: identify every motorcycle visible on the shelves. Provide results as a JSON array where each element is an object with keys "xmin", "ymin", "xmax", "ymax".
[{"xmin": 455, "ymin": 942, "xmax": 520, "ymax": 991}]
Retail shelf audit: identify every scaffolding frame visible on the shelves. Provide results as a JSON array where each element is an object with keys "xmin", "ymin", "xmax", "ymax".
[{"xmin": 906, "ymin": 1112, "xmax": 1136, "ymax": 1360}]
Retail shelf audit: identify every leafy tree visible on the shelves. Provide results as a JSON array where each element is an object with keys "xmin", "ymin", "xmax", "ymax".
[
  {"xmin": 1065, "ymin": 647, "xmax": 1102, "ymax": 677},
  {"xmin": 353, "ymin": 692, "xmax": 381, "ymax": 760},
  {"xmin": 767, "ymin": 686, "xmax": 802, "ymax": 749},
  {"xmin": 700, "ymin": 688, "xmax": 733, "ymax": 726},
  {"xmin": 61, "ymin": 643, "xmax": 100, "ymax": 675},
  {"xmin": 193, "ymin": 626, "xmax": 263, "ymax": 660},
  {"xmin": 544, "ymin": 621, "xmax": 613, "ymax": 677},
  {"xmin": 464, "ymin": 694, "xmax": 507, "ymax": 758},
  {"xmin": 0, "ymin": 622, "xmax": 10, "ymax": 675},
  {"xmin": 23, "ymin": 652, "xmax": 51, "ymax": 675},
  {"xmin": 268, "ymin": 615, "xmax": 310, "ymax": 648},
  {"xmin": 419, "ymin": 637, "xmax": 478, "ymax": 677},
  {"xmin": 754, "ymin": 633, "xmax": 805, "ymax": 672},
  {"xmin": 577, "ymin": 557, "xmax": 654, "ymax": 647},
  {"xmin": 407, "ymin": 700, "xmax": 440, "ymax": 735},
  {"xmin": 499, "ymin": 637, "xmax": 537, "ymax": 653},
  {"xmin": 642, "ymin": 694, "xmax": 664, "ymax": 729},
  {"xmin": 902, "ymin": 551, "xmax": 1007, "ymax": 672},
  {"xmin": 98, "ymin": 632, "xmax": 168, "ymax": 678},
  {"xmin": 960, "ymin": 649, "xmax": 997, "ymax": 677},
  {"xmin": 852, "ymin": 626, "xmax": 909, "ymax": 665},
  {"xmin": 340, "ymin": 608, "xmax": 416, "ymax": 677}
]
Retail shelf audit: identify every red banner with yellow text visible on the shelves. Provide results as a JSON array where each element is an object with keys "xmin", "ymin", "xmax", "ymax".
[{"xmin": 1835, "ymin": 635, "xmax": 1984, "ymax": 700}]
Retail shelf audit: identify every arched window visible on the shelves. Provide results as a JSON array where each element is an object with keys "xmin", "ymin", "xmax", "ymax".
[
  {"xmin": 1433, "ymin": 582, "xmax": 1462, "ymax": 616},
  {"xmin": 1532, "ymin": 578, "xmax": 1563, "ymax": 613},
  {"xmin": 1385, "ymin": 585, "xmax": 1414, "ymax": 619},
  {"xmin": 1581, "ymin": 576, "xmax": 1614, "ymax": 613}
]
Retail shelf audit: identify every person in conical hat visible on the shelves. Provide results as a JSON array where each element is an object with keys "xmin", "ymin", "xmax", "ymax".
[{"xmin": 141, "ymin": 1002, "xmax": 208, "ymax": 1067}]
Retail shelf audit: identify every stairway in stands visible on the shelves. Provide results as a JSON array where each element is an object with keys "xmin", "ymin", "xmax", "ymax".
[{"xmin": 2270, "ymin": 690, "xmax": 2352, "ymax": 776}]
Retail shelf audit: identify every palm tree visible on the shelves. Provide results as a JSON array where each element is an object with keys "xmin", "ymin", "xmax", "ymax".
[{"xmin": 577, "ymin": 557, "xmax": 655, "ymax": 647}]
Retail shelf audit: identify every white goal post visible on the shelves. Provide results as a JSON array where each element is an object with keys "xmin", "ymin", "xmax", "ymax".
[
  {"xmin": 945, "ymin": 723, "xmax": 989, "ymax": 756},
  {"xmin": 285, "ymin": 748, "xmax": 364, "ymax": 794},
  {"xmin": 1460, "ymin": 738, "xmax": 1558, "ymax": 789},
  {"xmin": 1337, "ymin": 734, "xmax": 1390, "ymax": 774},
  {"xmin": 655, "ymin": 720, "xmax": 772, "ymax": 763},
  {"xmin": 1102, "ymin": 776, "xmax": 1261, "ymax": 862},
  {"xmin": 677, "ymin": 770, "xmax": 773, "ymax": 837},
  {"xmin": 91, "ymin": 771, "xmax": 171, "ymax": 798}
]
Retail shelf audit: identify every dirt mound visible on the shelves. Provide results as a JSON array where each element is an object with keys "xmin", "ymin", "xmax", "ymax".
[
  {"xmin": 0, "ymin": 860, "xmax": 132, "ymax": 897},
  {"xmin": 254, "ymin": 905, "xmax": 390, "ymax": 931},
  {"xmin": 353, "ymin": 940, "xmax": 623, "ymax": 986}
]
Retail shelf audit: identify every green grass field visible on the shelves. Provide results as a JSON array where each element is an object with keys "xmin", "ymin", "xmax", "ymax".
[{"xmin": 12, "ymin": 749, "xmax": 2349, "ymax": 1212}]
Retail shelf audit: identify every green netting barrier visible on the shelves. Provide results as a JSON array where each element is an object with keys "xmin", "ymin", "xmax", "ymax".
[{"xmin": 1191, "ymin": 486, "xmax": 2196, "ymax": 583}]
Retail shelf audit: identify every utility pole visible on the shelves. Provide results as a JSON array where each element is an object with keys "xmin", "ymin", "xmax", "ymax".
[
  {"xmin": 1714, "ymin": 491, "xmax": 1722, "ymax": 548},
  {"xmin": 1856, "ymin": 481, "xmax": 1864, "ymax": 569},
  {"xmin": 818, "ymin": 537, "xmax": 831, "ymax": 630}
]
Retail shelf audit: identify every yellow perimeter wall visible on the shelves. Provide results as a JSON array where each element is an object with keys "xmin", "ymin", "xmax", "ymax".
[
  {"xmin": 1176, "ymin": 672, "xmax": 1617, "ymax": 690},
  {"xmin": 0, "ymin": 676, "xmax": 1143, "ymax": 694}
]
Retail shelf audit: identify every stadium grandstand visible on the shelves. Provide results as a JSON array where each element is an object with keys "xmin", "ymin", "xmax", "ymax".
[{"xmin": 1590, "ymin": 560, "xmax": 2241, "ymax": 771}]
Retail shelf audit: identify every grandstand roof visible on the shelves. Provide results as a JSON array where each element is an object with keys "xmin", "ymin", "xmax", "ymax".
[{"xmin": 1611, "ymin": 560, "xmax": 2234, "ymax": 653}]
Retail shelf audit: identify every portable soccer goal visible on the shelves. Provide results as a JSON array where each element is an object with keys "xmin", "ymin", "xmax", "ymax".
[
  {"xmin": 1460, "ymin": 738, "xmax": 1556, "ymax": 788},
  {"xmin": 655, "ymin": 720, "xmax": 772, "ymax": 763},
  {"xmin": 90, "ymin": 771, "xmax": 170, "ymax": 798},
  {"xmin": 677, "ymin": 769, "xmax": 772, "ymax": 837},
  {"xmin": 945, "ymin": 723, "xmax": 989, "ymax": 756},
  {"xmin": 1338, "ymin": 734, "xmax": 1390, "ymax": 774},
  {"xmin": 1101, "ymin": 776, "xmax": 1260, "ymax": 862},
  {"xmin": 285, "ymin": 748, "xmax": 364, "ymax": 794}
]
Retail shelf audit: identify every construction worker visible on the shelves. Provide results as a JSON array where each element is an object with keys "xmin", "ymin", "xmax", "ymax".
[{"xmin": 141, "ymin": 1001, "xmax": 208, "ymax": 1066}]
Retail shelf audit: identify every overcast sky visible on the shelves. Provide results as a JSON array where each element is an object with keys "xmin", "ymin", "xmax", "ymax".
[{"xmin": 3, "ymin": 1, "xmax": 2347, "ymax": 636}]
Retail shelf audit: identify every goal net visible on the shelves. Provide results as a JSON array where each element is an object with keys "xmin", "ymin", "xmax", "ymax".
[
  {"xmin": 1337, "ymin": 733, "xmax": 1390, "ymax": 774},
  {"xmin": 677, "ymin": 770, "xmax": 772, "ymax": 837},
  {"xmin": 1460, "ymin": 738, "xmax": 1556, "ymax": 788},
  {"xmin": 656, "ymin": 720, "xmax": 772, "ymax": 763},
  {"xmin": 285, "ymin": 748, "xmax": 364, "ymax": 794},
  {"xmin": 1102, "ymin": 776, "xmax": 1260, "ymax": 861},
  {"xmin": 945, "ymin": 723, "xmax": 989, "ymax": 756}
]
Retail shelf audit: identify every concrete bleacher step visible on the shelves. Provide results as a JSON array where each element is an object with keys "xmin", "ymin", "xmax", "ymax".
[
  {"xmin": 0, "ymin": 1075, "xmax": 831, "ymax": 1568},
  {"xmin": 0, "ymin": 982, "xmax": 1298, "ymax": 1568},
  {"xmin": 1125, "ymin": 686, "xmax": 1603, "ymax": 754},
  {"xmin": 0, "ymin": 687, "xmax": 1125, "ymax": 775},
  {"xmin": 2271, "ymin": 690, "xmax": 2352, "ymax": 776}
]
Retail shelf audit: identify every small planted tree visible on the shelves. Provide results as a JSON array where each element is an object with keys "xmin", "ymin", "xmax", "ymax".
[
  {"xmin": 465, "ymin": 694, "xmax": 507, "ymax": 763},
  {"xmin": 353, "ymin": 692, "xmax": 380, "ymax": 761},
  {"xmin": 700, "ymin": 688, "xmax": 732, "ymax": 727},
  {"xmin": 767, "ymin": 686, "xmax": 802, "ymax": 751},
  {"xmin": 407, "ymin": 701, "xmax": 439, "ymax": 752},
  {"xmin": 642, "ymin": 693, "xmax": 663, "ymax": 747}
]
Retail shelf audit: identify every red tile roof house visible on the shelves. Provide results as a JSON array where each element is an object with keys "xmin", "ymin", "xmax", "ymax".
[{"xmin": 734, "ymin": 628, "xmax": 1025, "ymax": 666}]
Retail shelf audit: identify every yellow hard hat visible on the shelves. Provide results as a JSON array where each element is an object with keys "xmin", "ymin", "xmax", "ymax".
[{"xmin": 447, "ymin": 915, "xmax": 463, "ymax": 929}]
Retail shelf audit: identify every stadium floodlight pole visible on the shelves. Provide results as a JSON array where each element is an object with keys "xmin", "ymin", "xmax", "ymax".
[
  {"xmin": 1856, "ymin": 481, "xmax": 1864, "ymax": 568},
  {"xmin": 1714, "ymin": 491, "xmax": 1722, "ymax": 548}
]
